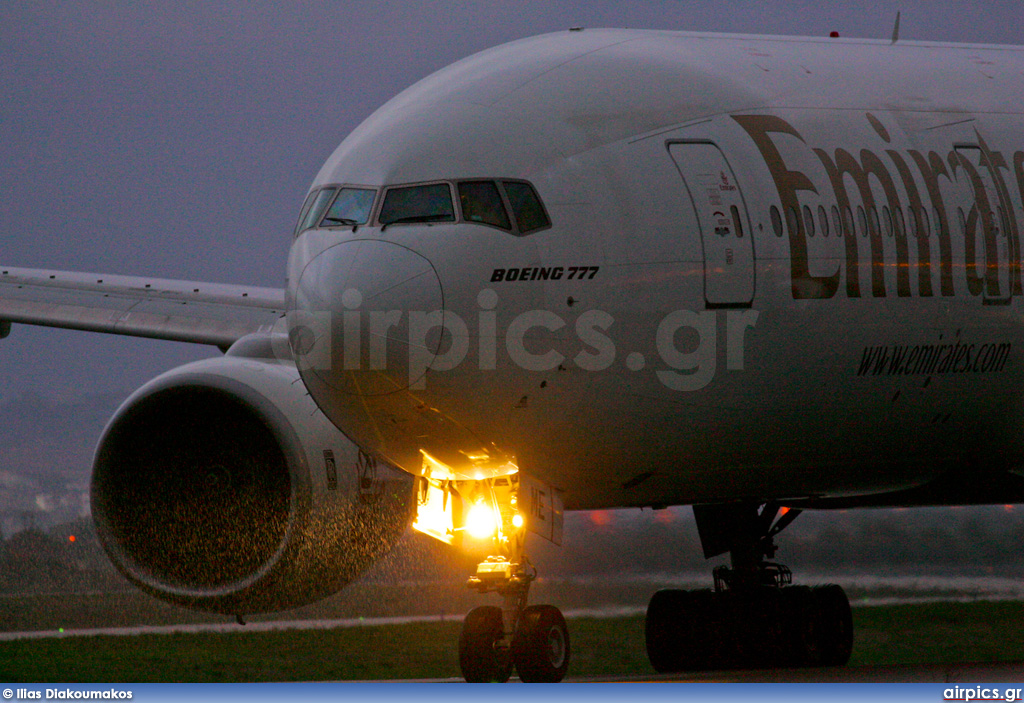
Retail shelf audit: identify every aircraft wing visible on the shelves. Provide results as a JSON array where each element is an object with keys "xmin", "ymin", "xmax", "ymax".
[{"xmin": 0, "ymin": 267, "xmax": 286, "ymax": 349}]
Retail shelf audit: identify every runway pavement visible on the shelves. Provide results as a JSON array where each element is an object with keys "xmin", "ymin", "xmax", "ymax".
[
  {"xmin": 356, "ymin": 661, "xmax": 1024, "ymax": 683},
  {"xmin": 572, "ymin": 661, "xmax": 1024, "ymax": 683}
]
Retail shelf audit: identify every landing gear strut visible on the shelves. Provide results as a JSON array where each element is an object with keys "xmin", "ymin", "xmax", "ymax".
[
  {"xmin": 645, "ymin": 502, "xmax": 853, "ymax": 672},
  {"xmin": 460, "ymin": 557, "xmax": 570, "ymax": 682},
  {"xmin": 412, "ymin": 466, "xmax": 569, "ymax": 682}
]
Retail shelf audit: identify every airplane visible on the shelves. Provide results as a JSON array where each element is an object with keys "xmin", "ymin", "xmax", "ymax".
[{"xmin": 3, "ymin": 25, "xmax": 1024, "ymax": 682}]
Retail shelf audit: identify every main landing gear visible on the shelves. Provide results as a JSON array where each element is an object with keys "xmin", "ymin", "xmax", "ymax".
[{"xmin": 645, "ymin": 502, "xmax": 853, "ymax": 672}]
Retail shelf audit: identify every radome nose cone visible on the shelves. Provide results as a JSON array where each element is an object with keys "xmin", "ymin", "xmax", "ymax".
[{"xmin": 292, "ymin": 239, "xmax": 443, "ymax": 395}]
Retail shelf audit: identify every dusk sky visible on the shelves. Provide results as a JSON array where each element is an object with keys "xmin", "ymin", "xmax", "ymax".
[{"xmin": 3, "ymin": 1, "xmax": 1024, "ymax": 405}]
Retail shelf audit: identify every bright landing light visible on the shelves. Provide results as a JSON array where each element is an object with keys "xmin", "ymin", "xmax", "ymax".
[{"xmin": 465, "ymin": 501, "xmax": 499, "ymax": 540}]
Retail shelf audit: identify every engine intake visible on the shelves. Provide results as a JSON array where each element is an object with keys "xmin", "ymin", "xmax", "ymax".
[{"xmin": 91, "ymin": 356, "xmax": 415, "ymax": 614}]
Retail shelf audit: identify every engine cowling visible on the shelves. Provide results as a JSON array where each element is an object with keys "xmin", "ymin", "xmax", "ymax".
[{"xmin": 91, "ymin": 352, "xmax": 415, "ymax": 615}]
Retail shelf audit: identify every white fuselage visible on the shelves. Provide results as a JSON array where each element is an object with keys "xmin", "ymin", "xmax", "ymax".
[{"xmin": 286, "ymin": 29, "xmax": 1024, "ymax": 510}]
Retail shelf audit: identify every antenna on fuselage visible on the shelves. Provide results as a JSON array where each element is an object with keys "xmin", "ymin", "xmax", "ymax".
[{"xmin": 890, "ymin": 11, "xmax": 901, "ymax": 44}]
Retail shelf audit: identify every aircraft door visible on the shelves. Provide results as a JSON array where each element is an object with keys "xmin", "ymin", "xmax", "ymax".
[{"xmin": 669, "ymin": 142, "xmax": 755, "ymax": 308}]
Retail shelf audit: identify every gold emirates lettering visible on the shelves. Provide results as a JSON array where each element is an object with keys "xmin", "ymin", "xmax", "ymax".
[{"xmin": 732, "ymin": 114, "xmax": 1024, "ymax": 301}]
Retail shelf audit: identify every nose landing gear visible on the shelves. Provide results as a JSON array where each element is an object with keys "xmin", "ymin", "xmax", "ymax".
[
  {"xmin": 459, "ymin": 552, "xmax": 570, "ymax": 682},
  {"xmin": 645, "ymin": 502, "xmax": 853, "ymax": 672},
  {"xmin": 412, "ymin": 467, "xmax": 569, "ymax": 682}
]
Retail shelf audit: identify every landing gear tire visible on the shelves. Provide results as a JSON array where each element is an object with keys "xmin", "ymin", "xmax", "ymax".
[
  {"xmin": 459, "ymin": 606, "xmax": 513, "ymax": 683},
  {"xmin": 644, "ymin": 584, "xmax": 853, "ymax": 671},
  {"xmin": 780, "ymin": 585, "xmax": 818, "ymax": 667},
  {"xmin": 514, "ymin": 604, "xmax": 570, "ymax": 683},
  {"xmin": 814, "ymin": 584, "xmax": 853, "ymax": 666},
  {"xmin": 645, "ymin": 589, "xmax": 684, "ymax": 673},
  {"xmin": 645, "ymin": 589, "xmax": 707, "ymax": 672}
]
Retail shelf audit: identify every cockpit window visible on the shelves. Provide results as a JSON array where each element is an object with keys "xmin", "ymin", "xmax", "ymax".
[
  {"xmin": 321, "ymin": 187, "xmax": 376, "ymax": 227},
  {"xmin": 503, "ymin": 181, "xmax": 550, "ymax": 234},
  {"xmin": 296, "ymin": 187, "xmax": 337, "ymax": 235},
  {"xmin": 293, "ymin": 190, "xmax": 319, "ymax": 237},
  {"xmin": 458, "ymin": 181, "xmax": 511, "ymax": 230},
  {"xmin": 379, "ymin": 183, "xmax": 455, "ymax": 226}
]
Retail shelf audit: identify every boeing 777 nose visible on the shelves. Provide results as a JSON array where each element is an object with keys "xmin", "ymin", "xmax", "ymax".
[{"xmin": 291, "ymin": 239, "xmax": 444, "ymax": 397}]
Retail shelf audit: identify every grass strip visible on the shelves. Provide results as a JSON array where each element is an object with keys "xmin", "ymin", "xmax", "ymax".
[{"xmin": 2, "ymin": 601, "xmax": 1024, "ymax": 682}]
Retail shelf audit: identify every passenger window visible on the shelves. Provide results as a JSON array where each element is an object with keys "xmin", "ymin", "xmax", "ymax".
[
  {"xmin": 321, "ymin": 187, "xmax": 376, "ymax": 227},
  {"xmin": 786, "ymin": 206, "xmax": 800, "ymax": 236},
  {"xmin": 458, "ymin": 181, "xmax": 511, "ymax": 230},
  {"xmin": 379, "ymin": 183, "xmax": 455, "ymax": 226},
  {"xmin": 502, "ymin": 181, "xmax": 550, "ymax": 234},
  {"xmin": 803, "ymin": 205, "xmax": 815, "ymax": 237},
  {"xmin": 298, "ymin": 188, "xmax": 338, "ymax": 234},
  {"xmin": 842, "ymin": 207, "xmax": 854, "ymax": 238},
  {"xmin": 920, "ymin": 207, "xmax": 931, "ymax": 238},
  {"xmin": 869, "ymin": 207, "xmax": 881, "ymax": 237},
  {"xmin": 770, "ymin": 206, "xmax": 784, "ymax": 237}
]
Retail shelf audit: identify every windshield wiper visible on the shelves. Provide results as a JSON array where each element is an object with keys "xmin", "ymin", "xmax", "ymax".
[
  {"xmin": 321, "ymin": 216, "xmax": 360, "ymax": 232},
  {"xmin": 381, "ymin": 214, "xmax": 452, "ymax": 230}
]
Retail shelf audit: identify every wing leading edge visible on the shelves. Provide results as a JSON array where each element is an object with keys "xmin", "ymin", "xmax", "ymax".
[{"xmin": 0, "ymin": 267, "xmax": 286, "ymax": 350}]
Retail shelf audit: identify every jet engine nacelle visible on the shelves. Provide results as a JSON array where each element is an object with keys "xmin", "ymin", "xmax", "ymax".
[{"xmin": 91, "ymin": 352, "xmax": 415, "ymax": 615}]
